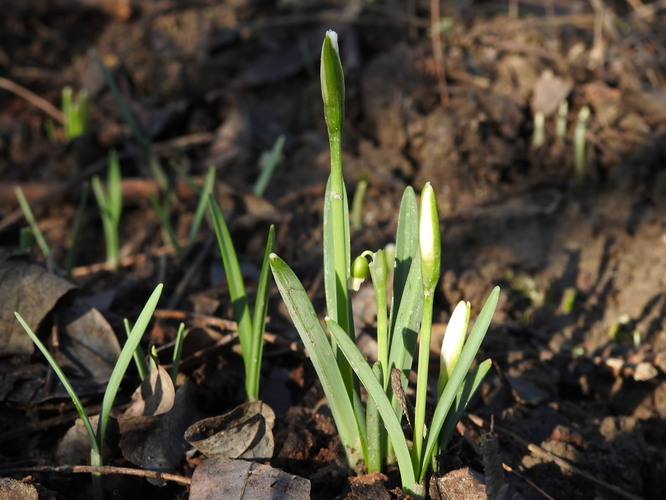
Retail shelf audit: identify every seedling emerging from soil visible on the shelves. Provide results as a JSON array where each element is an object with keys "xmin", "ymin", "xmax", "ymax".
[
  {"xmin": 61, "ymin": 86, "xmax": 89, "ymax": 139},
  {"xmin": 15, "ymin": 284, "xmax": 163, "ymax": 500},
  {"xmin": 208, "ymin": 197, "xmax": 275, "ymax": 402},
  {"xmin": 92, "ymin": 150, "xmax": 122, "ymax": 270},
  {"xmin": 574, "ymin": 105, "xmax": 591, "ymax": 184},
  {"xmin": 253, "ymin": 135, "xmax": 285, "ymax": 197},
  {"xmin": 269, "ymin": 31, "xmax": 499, "ymax": 497}
]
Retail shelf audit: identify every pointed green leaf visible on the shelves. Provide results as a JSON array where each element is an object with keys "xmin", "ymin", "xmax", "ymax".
[
  {"xmin": 327, "ymin": 318, "xmax": 418, "ymax": 493},
  {"xmin": 270, "ymin": 253, "xmax": 362, "ymax": 465}
]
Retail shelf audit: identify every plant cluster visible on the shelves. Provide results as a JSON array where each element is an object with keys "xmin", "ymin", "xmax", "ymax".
[{"xmin": 269, "ymin": 31, "xmax": 499, "ymax": 496}]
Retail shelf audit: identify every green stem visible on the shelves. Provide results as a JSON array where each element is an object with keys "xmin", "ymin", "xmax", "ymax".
[
  {"xmin": 328, "ymin": 125, "xmax": 354, "ymax": 395},
  {"xmin": 412, "ymin": 290, "xmax": 434, "ymax": 474}
]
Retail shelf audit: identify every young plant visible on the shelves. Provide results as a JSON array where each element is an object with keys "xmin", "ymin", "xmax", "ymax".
[
  {"xmin": 92, "ymin": 150, "xmax": 123, "ymax": 270},
  {"xmin": 16, "ymin": 182, "xmax": 89, "ymax": 278},
  {"xmin": 15, "ymin": 186, "xmax": 52, "ymax": 260},
  {"xmin": 269, "ymin": 31, "xmax": 500, "ymax": 497},
  {"xmin": 15, "ymin": 284, "xmax": 163, "ymax": 500},
  {"xmin": 62, "ymin": 86, "xmax": 90, "ymax": 139},
  {"xmin": 573, "ymin": 105, "xmax": 591, "ymax": 184},
  {"xmin": 253, "ymin": 135, "xmax": 285, "ymax": 197},
  {"xmin": 94, "ymin": 52, "xmax": 168, "ymax": 189},
  {"xmin": 208, "ymin": 196, "xmax": 274, "ymax": 402}
]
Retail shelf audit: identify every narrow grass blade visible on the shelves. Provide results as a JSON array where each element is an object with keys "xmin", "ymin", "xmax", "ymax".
[
  {"xmin": 270, "ymin": 253, "xmax": 363, "ymax": 465},
  {"xmin": 323, "ymin": 177, "xmax": 355, "ymax": 394},
  {"xmin": 97, "ymin": 283, "xmax": 163, "ymax": 452},
  {"xmin": 94, "ymin": 52, "xmax": 167, "ymax": 188},
  {"xmin": 149, "ymin": 191, "xmax": 182, "ymax": 259},
  {"xmin": 420, "ymin": 286, "xmax": 499, "ymax": 480},
  {"xmin": 188, "ymin": 167, "xmax": 216, "ymax": 248},
  {"xmin": 350, "ymin": 173, "xmax": 368, "ymax": 231},
  {"xmin": 208, "ymin": 196, "xmax": 253, "ymax": 384},
  {"xmin": 387, "ymin": 187, "xmax": 421, "ymax": 405},
  {"xmin": 247, "ymin": 224, "xmax": 275, "ymax": 400},
  {"xmin": 107, "ymin": 150, "xmax": 122, "ymax": 223},
  {"xmin": 124, "ymin": 318, "xmax": 149, "ymax": 381},
  {"xmin": 170, "ymin": 322, "xmax": 186, "ymax": 384},
  {"xmin": 365, "ymin": 362, "xmax": 383, "ymax": 473},
  {"xmin": 62, "ymin": 87, "xmax": 73, "ymax": 137},
  {"xmin": 14, "ymin": 313, "xmax": 99, "ymax": 456},
  {"xmin": 253, "ymin": 135, "xmax": 284, "ymax": 197},
  {"xmin": 327, "ymin": 318, "xmax": 418, "ymax": 494},
  {"xmin": 64, "ymin": 182, "xmax": 89, "ymax": 278},
  {"xmin": 437, "ymin": 359, "xmax": 492, "ymax": 454},
  {"xmin": 15, "ymin": 187, "xmax": 51, "ymax": 258}
]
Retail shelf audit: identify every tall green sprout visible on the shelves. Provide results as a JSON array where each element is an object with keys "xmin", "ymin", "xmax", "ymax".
[
  {"xmin": 208, "ymin": 197, "xmax": 274, "ymax": 402},
  {"xmin": 92, "ymin": 150, "xmax": 122, "ymax": 270}
]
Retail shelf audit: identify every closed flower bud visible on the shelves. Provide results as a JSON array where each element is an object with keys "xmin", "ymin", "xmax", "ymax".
[
  {"xmin": 350, "ymin": 254, "xmax": 369, "ymax": 291},
  {"xmin": 320, "ymin": 30, "xmax": 345, "ymax": 137},
  {"xmin": 419, "ymin": 182, "xmax": 441, "ymax": 294},
  {"xmin": 438, "ymin": 300, "xmax": 471, "ymax": 393}
]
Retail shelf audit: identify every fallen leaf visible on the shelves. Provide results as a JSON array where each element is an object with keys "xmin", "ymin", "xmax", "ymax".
[
  {"xmin": 185, "ymin": 401, "xmax": 275, "ymax": 461},
  {"xmin": 118, "ymin": 369, "xmax": 199, "ymax": 485},
  {"xmin": 55, "ymin": 414, "xmax": 100, "ymax": 465},
  {"xmin": 54, "ymin": 299, "xmax": 121, "ymax": 382},
  {"xmin": 0, "ymin": 258, "xmax": 75, "ymax": 356},
  {"xmin": 189, "ymin": 457, "xmax": 310, "ymax": 500},
  {"xmin": 531, "ymin": 70, "xmax": 572, "ymax": 116}
]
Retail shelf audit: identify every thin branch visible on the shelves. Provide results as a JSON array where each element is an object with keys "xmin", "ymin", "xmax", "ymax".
[
  {"xmin": 0, "ymin": 76, "xmax": 64, "ymax": 123},
  {"xmin": 0, "ymin": 465, "xmax": 191, "ymax": 486}
]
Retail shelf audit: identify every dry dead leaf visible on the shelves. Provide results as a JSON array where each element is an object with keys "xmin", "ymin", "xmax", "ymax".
[
  {"xmin": 0, "ymin": 258, "xmax": 75, "ymax": 356},
  {"xmin": 531, "ymin": 70, "xmax": 572, "ymax": 117},
  {"xmin": 54, "ymin": 299, "xmax": 121, "ymax": 382},
  {"xmin": 118, "ymin": 369, "xmax": 199, "ymax": 485},
  {"xmin": 185, "ymin": 401, "xmax": 275, "ymax": 461},
  {"xmin": 189, "ymin": 457, "xmax": 310, "ymax": 500}
]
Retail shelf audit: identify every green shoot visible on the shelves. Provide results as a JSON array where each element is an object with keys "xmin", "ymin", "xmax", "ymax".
[
  {"xmin": 19, "ymin": 227, "xmax": 34, "ymax": 252},
  {"xmin": 253, "ymin": 135, "xmax": 285, "ymax": 197},
  {"xmin": 208, "ymin": 195, "xmax": 275, "ymax": 401},
  {"xmin": 351, "ymin": 173, "xmax": 368, "ymax": 231},
  {"xmin": 94, "ymin": 53, "xmax": 167, "ymax": 188},
  {"xmin": 64, "ymin": 183, "xmax": 89, "ymax": 279},
  {"xmin": 124, "ymin": 318, "xmax": 149, "ymax": 381},
  {"xmin": 556, "ymin": 99, "xmax": 568, "ymax": 140},
  {"xmin": 171, "ymin": 322, "xmax": 186, "ymax": 384},
  {"xmin": 187, "ymin": 167, "xmax": 216, "ymax": 250},
  {"xmin": 16, "ymin": 284, "xmax": 163, "ymax": 500},
  {"xmin": 149, "ymin": 190, "xmax": 182, "ymax": 260},
  {"xmin": 573, "ymin": 105, "xmax": 591, "ymax": 184},
  {"xmin": 91, "ymin": 150, "xmax": 122, "ymax": 270},
  {"xmin": 321, "ymin": 29, "xmax": 357, "ymax": 405},
  {"xmin": 61, "ymin": 86, "xmax": 89, "ymax": 139},
  {"xmin": 532, "ymin": 110, "xmax": 545, "ymax": 148},
  {"xmin": 15, "ymin": 187, "xmax": 51, "ymax": 259}
]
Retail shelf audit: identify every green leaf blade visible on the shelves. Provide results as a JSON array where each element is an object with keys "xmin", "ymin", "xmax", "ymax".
[
  {"xmin": 270, "ymin": 253, "xmax": 363, "ymax": 465},
  {"xmin": 420, "ymin": 286, "xmax": 500, "ymax": 480},
  {"xmin": 327, "ymin": 318, "xmax": 418, "ymax": 493},
  {"xmin": 98, "ymin": 283, "xmax": 163, "ymax": 451}
]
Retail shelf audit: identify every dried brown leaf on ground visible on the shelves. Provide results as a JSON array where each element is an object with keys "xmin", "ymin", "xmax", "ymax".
[
  {"xmin": 118, "ymin": 368, "xmax": 199, "ymax": 484},
  {"xmin": 0, "ymin": 257, "xmax": 75, "ymax": 356},
  {"xmin": 189, "ymin": 457, "xmax": 310, "ymax": 500},
  {"xmin": 185, "ymin": 401, "xmax": 275, "ymax": 461}
]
